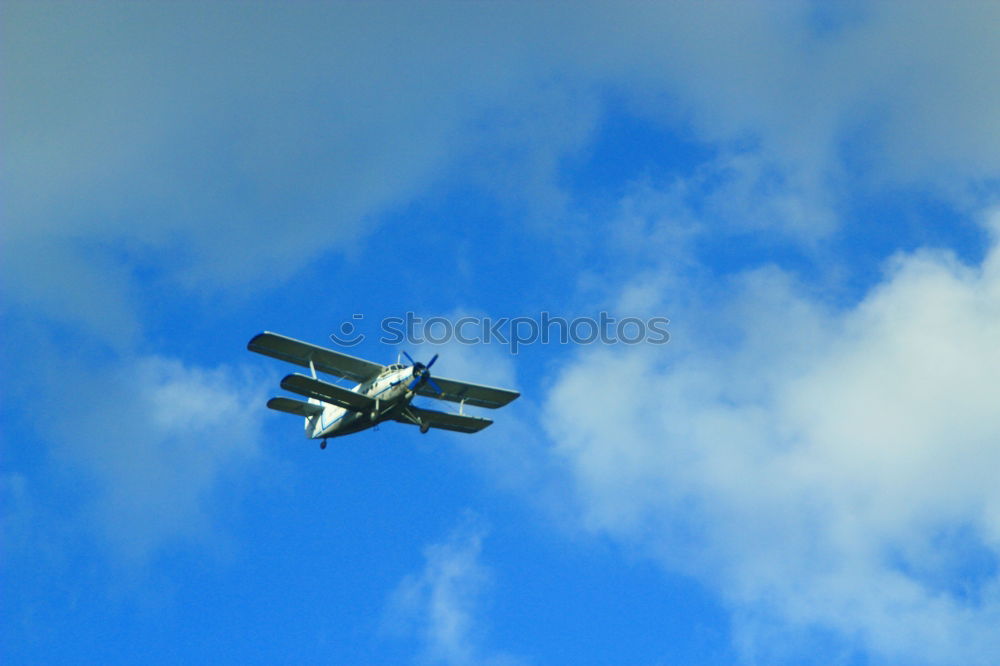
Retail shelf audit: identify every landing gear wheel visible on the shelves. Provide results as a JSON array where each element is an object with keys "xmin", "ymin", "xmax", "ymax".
[
  {"xmin": 320, "ymin": 439, "xmax": 327, "ymax": 450},
  {"xmin": 419, "ymin": 423, "xmax": 430, "ymax": 434}
]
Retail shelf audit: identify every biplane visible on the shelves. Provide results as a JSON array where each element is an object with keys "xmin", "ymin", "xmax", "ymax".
[{"xmin": 248, "ymin": 332, "xmax": 519, "ymax": 448}]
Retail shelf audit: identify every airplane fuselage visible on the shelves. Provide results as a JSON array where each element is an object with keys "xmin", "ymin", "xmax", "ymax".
[{"xmin": 306, "ymin": 363, "xmax": 415, "ymax": 439}]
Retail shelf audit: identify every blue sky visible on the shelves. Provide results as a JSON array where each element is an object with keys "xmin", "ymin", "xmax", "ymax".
[{"xmin": 4, "ymin": 3, "xmax": 1000, "ymax": 664}]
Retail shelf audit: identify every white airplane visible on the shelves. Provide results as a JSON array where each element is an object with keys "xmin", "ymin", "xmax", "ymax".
[{"xmin": 248, "ymin": 332, "xmax": 520, "ymax": 448}]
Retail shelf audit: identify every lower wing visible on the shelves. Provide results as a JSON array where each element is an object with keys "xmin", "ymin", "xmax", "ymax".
[{"xmin": 395, "ymin": 406, "xmax": 493, "ymax": 433}]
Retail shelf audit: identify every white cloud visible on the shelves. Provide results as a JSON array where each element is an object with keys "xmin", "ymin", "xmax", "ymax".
[
  {"xmin": 5, "ymin": 2, "xmax": 1000, "ymax": 343},
  {"xmin": 40, "ymin": 354, "xmax": 269, "ymax": 561},
  {"xmin": 543, "ymin": 210, "xmax": 1000, "ymax": 663},
  {"xmin": 386, "ymin": 514, "xmax": 524, "ymax": 666},
  {"xmin": 0, "ymin": 3, "xmax": 590, "ymax": 290},
  {"xmin": 591, "ymin": 2, "xmax": 1000, "ymax": 193},
  {"xmin": 0, "ymin": 3, "xmax": 581, "ymax": 343}
]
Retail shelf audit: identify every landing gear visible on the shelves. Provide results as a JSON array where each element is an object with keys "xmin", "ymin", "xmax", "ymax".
[
  {"xmin": 420, "ymin": 423, "xmax": 430, "ymax": 434},
  {"xmin": 320, "ymin": 439, "xmax": 327, "ymax": 450}
]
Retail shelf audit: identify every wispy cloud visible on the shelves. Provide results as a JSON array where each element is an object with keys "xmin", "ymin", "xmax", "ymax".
[
  {"xmin": 35, "ymin": 354, "xmax": 269, "ymax": 562},
  {"xmin": 385, "ymin": 513, "xmax": 525, "ymax": 666}
]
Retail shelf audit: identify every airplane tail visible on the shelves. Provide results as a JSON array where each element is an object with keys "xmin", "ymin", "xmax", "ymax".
[
  {"xmin": 264, "ymin": 397, "xmax": 323, "ymax": 438},
  {"xmin": 305, "ymin": 397, "xmax": 322, "ymax": 435}
]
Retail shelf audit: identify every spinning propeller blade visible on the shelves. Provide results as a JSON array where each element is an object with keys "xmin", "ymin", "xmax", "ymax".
[{"xmin": 403, "ymin": 352, "xmax": 442, "ymax": 394}]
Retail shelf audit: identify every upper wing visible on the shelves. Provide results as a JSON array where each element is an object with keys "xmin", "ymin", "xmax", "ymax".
[
  {"xmin": 280, "ymin": 373, "xmax": 375, "ymax": 412},
  {"xmin": 248, "ymin": 331, "xmax": 383, "ymax": 383},
  {"xmin": 415, "ymin": 376, "xmax": 519, "ymax": 409},
  {"xmin": 395, "ymin": 406, "xmax": 493, "ymax": 433}
]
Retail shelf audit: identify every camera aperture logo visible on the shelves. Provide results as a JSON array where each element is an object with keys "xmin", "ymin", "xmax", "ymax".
[{"xmin": 329, "ymin": 312, "xmax": 669, "ymax": 354}]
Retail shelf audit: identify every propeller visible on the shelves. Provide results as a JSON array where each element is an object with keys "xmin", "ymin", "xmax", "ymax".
[{"xmin": 402, "ymin": 351, "xmax": 442, "ymax": 394}]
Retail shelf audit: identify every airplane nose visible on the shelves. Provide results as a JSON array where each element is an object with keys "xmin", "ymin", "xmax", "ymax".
[{"xmin": 404, "ymin": 354, "xmax": 442, "ymax": 394}]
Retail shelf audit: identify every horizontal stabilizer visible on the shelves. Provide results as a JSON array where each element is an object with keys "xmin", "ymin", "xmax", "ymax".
[
  {"xmin": 267, "ymin": 397, "xmax": 324, "ymax": 417},
  {"xmin": 280, "ymin": 373, "xmax": 374, "ymax": 412},
  {"xmin": 396, "ymin": 406, "xmax": 493, "ymax": 434}
]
